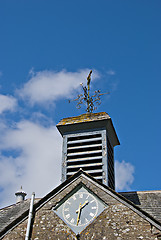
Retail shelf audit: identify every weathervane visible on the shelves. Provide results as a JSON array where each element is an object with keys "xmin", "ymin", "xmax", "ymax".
[{"xmin": 69, "ymin": 70, "xmax": 109, "ymax": 113}]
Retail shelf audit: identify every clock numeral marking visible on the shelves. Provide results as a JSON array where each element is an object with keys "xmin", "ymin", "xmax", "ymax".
[
  {"xmin": 72, "ymin": 195, "xmax": 76, "ymax": 200},
  {"xmin": 70, "ymin": 218, "xmax": 75, "ymax": 224},
  {"xmin": 86, "ymin": 195, "xmax": 89, "ymax": 199},
  {"xmin": 92, "ymin": 206, "xmax": 97, "ymax": 209},
  {"xmin": 90, "ymin": 212, "xmax": 94, "ymax": 217},
  {"xmin": 90, "ymin": 200, "xmax": 95, "ymax": 203},
  {"xmin": 85, "ymin": 218, "xmax": 89, "ymax": 223},
  {"xmin": 79, "ymin": 193, "xmax": 83, "ymax": 198},
  {"xmin": 66, "ymin": 201, "xmax": 71, "ymax": 205},
  {"xmin": 64, "ymin": 208, "xmax": 69, "ymax": 211},
  {"xmin": 65, "ymin": 214, "xmax": 70, "ymax": 219}
]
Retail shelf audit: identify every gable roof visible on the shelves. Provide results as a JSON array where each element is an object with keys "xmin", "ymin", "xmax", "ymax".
[{"xmin": 1, "ymin": 170, "xmax": 161, "ymax": 238}]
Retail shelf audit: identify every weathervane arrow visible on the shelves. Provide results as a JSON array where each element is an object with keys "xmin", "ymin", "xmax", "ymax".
[{"xmin": 69, "ymin": 70, "xmax": 109, "ymax": 113}]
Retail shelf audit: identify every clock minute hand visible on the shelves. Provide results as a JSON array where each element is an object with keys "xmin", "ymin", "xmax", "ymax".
[{"xmin": 80, "ymin": 200, "xmax": 88, "ymax": 209}]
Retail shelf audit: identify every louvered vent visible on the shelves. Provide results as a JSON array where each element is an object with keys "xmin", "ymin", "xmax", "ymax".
[{"xmin": 66, "ymin": 133, "xmax": 103, "ymax": 182}]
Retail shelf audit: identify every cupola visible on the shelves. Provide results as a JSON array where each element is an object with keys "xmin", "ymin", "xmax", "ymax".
[{"xmin": 57, "ymin": 112, "xmax": 119, "ymax": 190}]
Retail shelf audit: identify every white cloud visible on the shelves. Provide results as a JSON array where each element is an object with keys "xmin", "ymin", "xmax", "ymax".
[
  {"xmin": 0, "ymin": 120, "xmax": 62, "ymax": 207},
  {"xmin": 18, "ymin": 69, "xmax": 99, "ymax": 105},
  {"xmin": 115, "ymin": 160, "xmax": 134, "ymax": 191},
  {"xmin": 0, "ymin": 94, "xmax": 17, "ymax": 114}
]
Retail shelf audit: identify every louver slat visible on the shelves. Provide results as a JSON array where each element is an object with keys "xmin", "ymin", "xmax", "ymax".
[
  {"xmin": 67, "ymin": 150, "xmax": 102, "ymax": 157},
  {"xmin": 67, "ymin": 143, "xmax": 102, "ymax": 150},
  {"xmin": 67, "ymin": 137, "xmax": 102, "ymax": 145},
  {"xmin": 67, "ymin": 156, "xmax": 102, "ymax": 162},
  {"xmin": 67, "ymin": 162, "xmax": 103, "ymax": 169}
]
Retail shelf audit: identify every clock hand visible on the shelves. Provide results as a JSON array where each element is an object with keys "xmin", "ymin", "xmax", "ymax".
[
  {"xmin": 80, "ymin": 200, "xmax": 88, "ymax": 209},
  {"xmin": 76, "ymin": 201, "xmax": 89, "ymax": 226},
  {"xmin": 76, "ymin": 203, "xmax": 82, "ymax": 226}
]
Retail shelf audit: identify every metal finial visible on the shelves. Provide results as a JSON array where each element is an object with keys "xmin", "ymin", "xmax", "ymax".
[{"xmin": 69, "ymin": 70, "xmax": 109, "ymax": 113}]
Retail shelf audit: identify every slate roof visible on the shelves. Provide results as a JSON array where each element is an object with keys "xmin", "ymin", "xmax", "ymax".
[
  {"xmin": 0, "ymin": 170, "xmax": 161, "ymax": 238},
  {"xmin": 120, "ymin": 190, "xmax": 161, "ymax": 223},
  {"xmin": 0, "ymin": 199, "xmax": 40, "ymax": 238}
]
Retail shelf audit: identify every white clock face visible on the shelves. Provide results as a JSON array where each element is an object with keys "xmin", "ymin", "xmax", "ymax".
[
  {"xmin": 53, "ymin": 185, "xmax": 107, "ymax": 234},
  {"xmin": 63, "ymin": 190, "xmax": 98, "ymax": 227}
]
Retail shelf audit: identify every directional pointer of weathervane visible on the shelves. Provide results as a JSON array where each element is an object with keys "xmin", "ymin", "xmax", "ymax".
[{"xmin": 69, "ymin": 70, "xmax": 109, "ymax": 113}]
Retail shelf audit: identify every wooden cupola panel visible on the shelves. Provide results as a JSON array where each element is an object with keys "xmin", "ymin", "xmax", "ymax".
[{"xmin": 56, "ymin": 112, "xmax": 120, "ymax": 190}]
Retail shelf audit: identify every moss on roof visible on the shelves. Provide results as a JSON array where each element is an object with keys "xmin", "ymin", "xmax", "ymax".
[{"xmin": 57, "ymin": 112, "xmax": 110, "ymax": 126}]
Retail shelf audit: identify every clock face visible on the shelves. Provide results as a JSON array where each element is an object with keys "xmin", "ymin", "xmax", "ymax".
[
  {"xmin": 63, "ymin": 189, "xmax": 98, "ymax": 227},
  {"xmin": 53, "ymin": 185, "xmax": 107, "ymax": 234}
]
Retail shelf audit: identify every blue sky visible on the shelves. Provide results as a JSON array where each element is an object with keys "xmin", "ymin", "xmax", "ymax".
[{"xmin": 0, "ymin": 0, "xmax": 161, "ymax": 207}]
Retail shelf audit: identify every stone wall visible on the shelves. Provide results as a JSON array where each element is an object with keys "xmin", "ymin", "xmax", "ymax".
[{"xmin": 3, "ymin": 203, "xmax": 159, "ymax": 240}]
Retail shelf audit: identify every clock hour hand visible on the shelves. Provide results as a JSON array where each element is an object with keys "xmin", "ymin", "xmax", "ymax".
[{"xmin": 76, "ymin": 203, "xmax": 82, "ymax": 226}]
